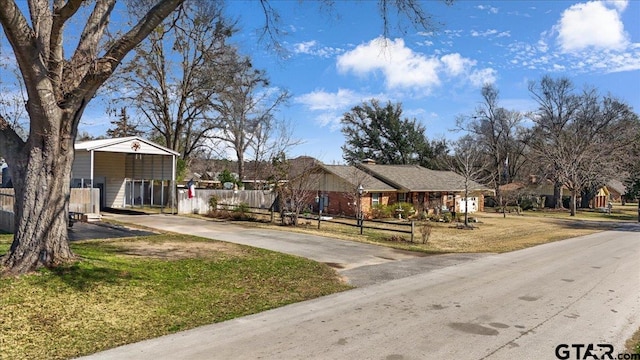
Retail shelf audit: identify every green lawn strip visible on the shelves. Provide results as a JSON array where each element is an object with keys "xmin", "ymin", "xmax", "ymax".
[{"xmin": 0, "ymin": 235, "xmax": 351, "ymax": 360}]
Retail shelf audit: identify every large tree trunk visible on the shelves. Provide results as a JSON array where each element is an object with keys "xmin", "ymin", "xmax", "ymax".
[
  {"xmin": 580, "ymin": 188, "xmax": 593, "ymax": 209},
  {"xmin": 1, "ymin": 119, "xmax": 76, "ymax": 274},
  {"xmin": 569, "ymin": 190, "xmax": 577, "ymax": 217},
  {"xmin": 553, "ymin": 181, "xmax": 563, "ymax": 209}
]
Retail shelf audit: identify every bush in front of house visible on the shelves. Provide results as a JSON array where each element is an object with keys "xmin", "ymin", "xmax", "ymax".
[
  {"xmin": 232, "ymin": 202, "xmax": 252, "ymax": 220},
  {"xmin": 208, "ymin": 195, "xmax": 219, "ymax": 213},
  {"xmin": 371, "ymin": 202, "xmax": 415, "ymax": 219},
  {"xmin": 371, "ymin": 204, "xmax": 393, "ymax": 219}
]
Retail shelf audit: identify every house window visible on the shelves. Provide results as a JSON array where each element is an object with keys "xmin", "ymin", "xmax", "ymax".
[
  {"xmin": 398, "ymin": 193, "xmax": 406, "ymax": 203},
  {"xmin": 371, "ymin": 193, "xmax": 381, "ymax": 206}
]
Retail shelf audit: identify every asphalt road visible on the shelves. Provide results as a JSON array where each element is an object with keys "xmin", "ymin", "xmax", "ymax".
[{"xmin": 81, "ymin": 216, "xmax": 640, "ymax": 360}]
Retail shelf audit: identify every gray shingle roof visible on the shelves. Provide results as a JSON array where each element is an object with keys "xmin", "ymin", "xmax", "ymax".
[
  {"xmin": 358, "ymin": 163, "xmax": 490, "ymax": 192},
  {"xmin": 321, "ymin": 165, "xmax": 396, "ymax": 192},
  {"xmin": 607, "ymin": 179, "xmax": 626, "ymax": 195}
]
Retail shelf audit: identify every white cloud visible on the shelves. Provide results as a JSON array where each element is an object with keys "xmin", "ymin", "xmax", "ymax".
[
  {"xmin": 291, "ymin": 40, "xmax": 343, "ymax": 58},
  {"xmin": 294, "ymin": 89, "xmax": 384, "ymax": 130},
  {"xmin": 471, "ymin": 29, "xmax": 497, "ymax": 37},
  {"xmin": 336, "ymin": 37, "xmax": 442, "ymax": 91},
  {"xmin": 440, "ymin": 53, "xmax": 476, "ymax": 76},
  {"xmin": 604, "ymin": 0, "xmax": 628, "ymax": 11},
  {"xmin": 476, "ymin": 5, "xmax": 499, "ymax": 14},
  {"xmin": 469, "ymin": 68, "xmax": 497, "ymax": 87},
  {"xmin": 294, "ymin": 40, "xmax": 317, "ymax": 54},
  {"xmin": 336, "ymin": 37, "xmax": 496, "ymax": 94},
  {"xmin": 555, "ymin": 1, "xmax": 629, "ymax": 53},
  {"xmin": 295, "ymin": 88, "xmax": 362, "ymax": 111},
  {"xmin": 471, "ymin": 29, "xmax": 510, "ymax": 38}
]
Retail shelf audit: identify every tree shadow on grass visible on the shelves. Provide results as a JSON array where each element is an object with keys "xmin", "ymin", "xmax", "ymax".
[
  {"xmin": 554, "ymin": 218, "xmax": 640, "ymax": 232},
  {"xmin": 48, "ymin": 262, "xmax": 139, "ymax": 291}
]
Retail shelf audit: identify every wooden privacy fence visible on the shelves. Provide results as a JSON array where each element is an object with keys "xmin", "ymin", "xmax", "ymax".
[
  {"xmin": 0, "ymin": 188, "xmax": 99, "ymax": 233},
  {"xmin": 0, "ymin": 189, "xmax": 14, "ymax": 233},
  {"xmin": 177, "ymin": 189, "xmax": 276, "ymax": 215}
]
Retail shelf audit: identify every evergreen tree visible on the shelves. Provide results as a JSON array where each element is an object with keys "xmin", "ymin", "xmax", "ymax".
[
  {"xmin": 106, "ymin": 107, "xmax": 142, "ymax": 138},
  {"xmin": 341, "ymin": 99, "xmax": 446, "ymax": 168}
]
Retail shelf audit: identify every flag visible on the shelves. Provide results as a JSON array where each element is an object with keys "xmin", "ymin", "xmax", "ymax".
[{"xmin": 187, "ymin": 179, "xmax": 195, "ymax": 199}]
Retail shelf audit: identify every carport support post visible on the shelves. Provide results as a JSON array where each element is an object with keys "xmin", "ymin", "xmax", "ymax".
[
  {"xmin": 90, "ymin": 150, "xmax": 94, "ymax": 213},
  {"xmin": 171, "ymin": 154, "xmax": 176, "ymax": 215}
]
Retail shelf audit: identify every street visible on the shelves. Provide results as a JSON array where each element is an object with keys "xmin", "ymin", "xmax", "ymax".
[{"xmin": 80, "ymin": 224, "xmax": 640, "ymax": 360}]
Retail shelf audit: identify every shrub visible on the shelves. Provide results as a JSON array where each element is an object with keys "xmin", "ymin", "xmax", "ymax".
[
  {"xmin": 232, "ymin": 202, "xmax": 251, "ymax": 220},
  {"xmin": 393, "ymin": 202, "xmax": 415, "ymax": 218},
  {"xmin": 519, "ymin": 197, "xmax": 535, "ymax": 211},
  {"xmin": 420, "ymin": 222, "xmax": 433, "ymax": 244},
  {"xmin": 371, "ymin": 204, "xmax": 393, "ymax": 219},
  {"xmin": 208, "ymin": 195, "xmax": 219, "ymax": 212}
]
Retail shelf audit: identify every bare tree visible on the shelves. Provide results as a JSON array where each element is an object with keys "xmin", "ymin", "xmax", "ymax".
[
  {"xmin": 268, "ymin": 153, "xmax": 319, "ymax": 225},
  {"xmin": 248, "ymin": 118, "xmax": 301, "ymax": 188},
  {"xmin": 447, "ymin": 136, "xmax": 490, "ymax": 226},
  {"xmin": 208, "ymin": 57, "xmax": 290, "ymax": 182},
  {"xmin": 111, "ymin": 1, "xmax": 234, "ymax": 160},
  {"xmin": 529, "ymin": 76, "xmax": 638, "ymax": 216},
  {"xmin": 456, "ymin": 84, "xmax": 527, "ymax": 212},
  {"xmin": 527, "ymin": 76, "xmax": 581, "ymax": 210}
]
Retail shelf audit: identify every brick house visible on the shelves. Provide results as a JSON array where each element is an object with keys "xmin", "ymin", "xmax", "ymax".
[{"xmin": 309, "ymin": 160, "xmax": 491, "ymax": 218}]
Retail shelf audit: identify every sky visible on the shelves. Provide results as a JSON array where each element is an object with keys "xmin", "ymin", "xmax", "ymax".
[
  {"xmin": 3, "ymin": 0, "xmax": 640, "ymax": 165},
  {"xmin": 214, "ymin": 0, "xmax": 639, "ymax": 164}
]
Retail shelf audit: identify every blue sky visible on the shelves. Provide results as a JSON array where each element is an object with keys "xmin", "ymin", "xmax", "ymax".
[{"xmin": 4, "ymin": 1, "xmax": 638, "ymax": 165}]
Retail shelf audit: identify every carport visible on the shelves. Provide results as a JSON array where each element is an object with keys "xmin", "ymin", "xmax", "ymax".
[{"xmin": 72, "ymin": 136, "xmax": 178, "ymax": 212}]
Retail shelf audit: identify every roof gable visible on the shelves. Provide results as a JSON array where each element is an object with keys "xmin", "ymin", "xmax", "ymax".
[{"xmin": 74, "ymin": 136, "xmax": 179, "ymax": 156}]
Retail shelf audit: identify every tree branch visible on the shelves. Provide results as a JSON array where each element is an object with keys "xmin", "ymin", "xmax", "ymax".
[
  {"xmin": 49, "ymin": 0, "xmax": 83, "ymax": 97},
  {"xmin": 0, "ymin": 114, "xmax": 26, "ymax": 163},
  {"xmin": 65, "ymin": 0, "xmax": 184, "ymax": 109}
]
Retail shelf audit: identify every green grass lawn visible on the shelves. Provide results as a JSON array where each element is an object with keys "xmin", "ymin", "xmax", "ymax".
[{"xmin": 0, "ymin": 234, "xmax": 351, "ymax": 359}]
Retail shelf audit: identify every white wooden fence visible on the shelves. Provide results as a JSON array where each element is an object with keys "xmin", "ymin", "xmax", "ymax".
[{"xmin": 177, "ymin": 189, "xmax": 276, "ymax": 215}]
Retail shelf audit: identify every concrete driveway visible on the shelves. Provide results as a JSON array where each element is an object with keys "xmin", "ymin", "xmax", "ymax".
[
  {"xmin": 68, "ymin": 221, "xmax": 155, "ymax": 241},
  {"xmin": 101, "ymin": 213, "xmax": 487, "ymax": 286}
]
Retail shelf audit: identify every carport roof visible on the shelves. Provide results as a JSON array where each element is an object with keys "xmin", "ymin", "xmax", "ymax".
[{"xmin": 75, "ymin": 136, "xmax": 179, "ymax": 156}]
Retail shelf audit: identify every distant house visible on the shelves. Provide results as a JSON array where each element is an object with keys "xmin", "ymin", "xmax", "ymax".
[
  {"xmin": 308, "ymin": 159, "xmax": 492, "ymax": 218},
  {"xmin": 592, "ymin": 180, "xmax": 627, "ymax": 208}
]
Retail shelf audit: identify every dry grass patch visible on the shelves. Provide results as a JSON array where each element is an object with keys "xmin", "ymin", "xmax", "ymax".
[
  {"xmin": 233, "ymin": 211, "xmax": 614, "ymax": 254},
  {"xmin": 423, "ymin": 213, "xmax": 605, "ymax": 253}
]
